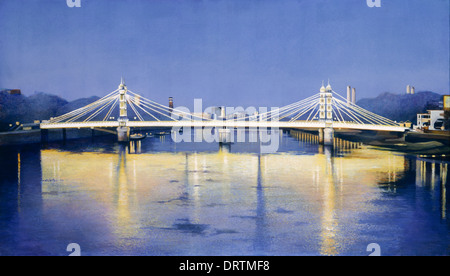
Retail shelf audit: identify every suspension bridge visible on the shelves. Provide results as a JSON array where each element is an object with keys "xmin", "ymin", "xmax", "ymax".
[{"xmin": 40, "ymin": 79, "xmax": 408, "ymax": 145}]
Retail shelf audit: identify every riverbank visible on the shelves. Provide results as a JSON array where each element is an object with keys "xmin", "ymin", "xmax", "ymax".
[
  {"xmin": 0, "ymin": 129, "xmax": 113, "ymax": 147},
  {"xmin": 406, "ymin": 131, "xmax": 450, "ymax": 146},
  {"xmin": 365, "ymin": 131, "xmax": 449, "ymax": 157}
]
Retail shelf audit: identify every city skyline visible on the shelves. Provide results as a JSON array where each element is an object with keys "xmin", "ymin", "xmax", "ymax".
[{"xmin": 0, "ymin": 0, "xmax": 448, "ymax": 108}]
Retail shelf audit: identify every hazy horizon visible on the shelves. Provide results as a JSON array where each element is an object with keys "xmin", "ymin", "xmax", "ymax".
[
  {"xmin": 1, "ymin": 86, "xmax": 444, "ymax": 104},
  {"xmin": 0, "ymin": 0, "xmax": 448, "ymax": 108}
]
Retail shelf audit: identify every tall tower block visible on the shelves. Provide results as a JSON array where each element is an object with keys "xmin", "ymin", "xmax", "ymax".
[
  {"xmin": 352, "ymin": 87, "xmax": 356, "ymax": 104},
  {"xmin": 347, "ymin": 86, "xmax": 352, "ymax": 104},
  {"xmin": 406, "ymin": 85, "xmax": 411, "ymax": 94},
  {"xmin": 169, "ymin": 97, "xmax": 174, "ymax": 113}
]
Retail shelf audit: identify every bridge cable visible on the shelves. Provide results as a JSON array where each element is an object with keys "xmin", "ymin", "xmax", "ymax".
[
  {"xmin": 49, "ymin": 89, "xmax": 119, "ymax": 123},
  {"xmin": 83, "ymin": 96, "xmax": 119, "ymax": 122},
  {"xmin": 66, "ymin": 95, "xmax": 118, "ymax": 123}
]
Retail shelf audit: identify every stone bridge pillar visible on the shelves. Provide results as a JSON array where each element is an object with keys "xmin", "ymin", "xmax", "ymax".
[
  {"xmin": 117, "ymin": 125, "xmax": 130, "ymax": 142},
  {"xmin": 218, "ymin": 128, "xmax": 232, "ymax": 144},
  {"xmin": 318, "ymin": 128, "xmax": 324, "ymax": 144},
  {"xmin": 318, "ymin": 81, "xmax": 334, "ymax": 146},
  {"xmin": 117, "ymin": 78, "xmax": 130, "ymax": 142},
  {"xmin": 323, "ymin": 126, "xmax": 334, "ymax": 146}
]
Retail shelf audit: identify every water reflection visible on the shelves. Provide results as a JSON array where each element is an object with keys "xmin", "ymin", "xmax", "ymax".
[
  {"xmin": 319, "ymin": 146, "xmax": 339, "ymax": 255},
  {"xmin": 254, "ymin": 154, "xmax": 268, "ymax": 254},
  {"xmin": 129, "ymin": 141, "xmax": 142, "ymax": 154},
  {"xmin": 0, "ymin": 131, "xmax": 449, "ymax": 255},
  {"xmin": 415, "ymin": 159, "xmax": 448, "ymax": 220},
  {"xmin": 113, "ymin": 144, "xmax": 135, "ymax": 248}
]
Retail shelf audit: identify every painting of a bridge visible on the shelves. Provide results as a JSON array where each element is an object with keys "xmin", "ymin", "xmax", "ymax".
[
  {"xmin": 0, "ymin": 0, "xmax": 449, "ymax": 262},
  {"xmin": 41, "ymin": 79, "xmax": 407, "ymax": 141}
]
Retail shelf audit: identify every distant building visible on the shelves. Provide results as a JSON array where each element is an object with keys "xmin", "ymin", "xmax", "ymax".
[
  {"xmin": 21, "ymin": 123, "xmax": 40, "ymax": 131},
  {"xmin": 352, "ymin": 87, "xmax": 356, "ymax": 104},
  {"xmin": 416, "ymin": 110, "xmax": 445, "ymax": 130},
  {"xmin": 344, "ymin": 85, "xmax": 357, "ymax": 105},
  {"xmin": 1, "ymin": 89, "xmax": 21, "ymax": 95},
  {"xmin": 191, "ymin": 112, "xmax": 212, "ymax": 120},
  {"xmin": 406, "ymin": 85, "xmax": 415, "ymax": 95},
  {"xmin": 210, "ymin": 107, "xmax": 222, "ymax": 120},
  {"xmin": 230, "ymin": 111, "xmax": 247, "ymax": 119},
  {"xmin": 444, "ymin": 95, "xmax": 450, "ymax": 110},
  {"xmin": 209, "ymin": 106, "xmax": 227, "ymax": 119},
  {"xmin": 347, "ymin": 86, "xmax": 351, "ymax": 104},
  {"xmin": 399, "ymin": 121, "xmax": 412, "ymax": 129}
]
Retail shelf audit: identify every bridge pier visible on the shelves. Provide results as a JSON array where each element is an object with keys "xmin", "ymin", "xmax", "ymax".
[
  {"xmin": 318, "ymin": 129, "xmax": 324, "ymax": 144},
  {"xmin": 117, "ymin": 126, "xmax": 130, "ymax": 142},
  {"xmin": 318, "ymin": 128, "xmax": 334, "ymax": 146},
  {"xmin": 323, "ymin": 127, "xmax": 334, "ymax": 146},
  {"xmin": 41, "ymin": 129, "xmax": 49, "ymax": 144},
  {"xmin": 218, "ymin": 128, "xmax": 232, "ymax": 144}
]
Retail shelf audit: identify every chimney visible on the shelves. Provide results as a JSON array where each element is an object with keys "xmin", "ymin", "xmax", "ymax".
[
  {"xmin": 411, "ymin": 86, "xmax": 415, "ymax": 95},
  {"xmin": 352, "ymin": 87, "xmax": 356, "ymax": 104},
  {"xmin": 169, "ymin": 97, "xmax": 173, "ymax": 109},
  {"xmin": 406, "ymin": 85, "xmax": 411, "ymax": 94},
  {"xmin": 347, "ymin": 86, "xmax": 351, "ymax": 104}
]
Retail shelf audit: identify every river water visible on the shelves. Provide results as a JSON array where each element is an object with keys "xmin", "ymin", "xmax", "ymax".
[{"xmin": 0, "ymin": 130, "xmax": 448, "ymax": 256}]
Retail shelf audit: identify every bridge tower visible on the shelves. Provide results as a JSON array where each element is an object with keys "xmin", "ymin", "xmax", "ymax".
[
  {"xmin": 117, "ymin": 78, "xmax": 130, "ymax": 142},
  {"xmin": 318, "ymin": 81, "xmax": 334, "ymax": 146}
]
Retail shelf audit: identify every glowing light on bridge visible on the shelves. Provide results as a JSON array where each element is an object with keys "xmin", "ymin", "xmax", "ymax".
[{"xmin": 40, "ymin": 80, "xmax": 408, "ymax": 137}]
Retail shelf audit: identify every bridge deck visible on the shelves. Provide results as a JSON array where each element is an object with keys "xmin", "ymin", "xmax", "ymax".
[{"xmin": 40, "ymin": 121, "xmax": 408, "ymax": 132}]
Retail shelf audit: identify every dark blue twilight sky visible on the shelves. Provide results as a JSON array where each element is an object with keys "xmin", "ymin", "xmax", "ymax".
[{"xmin": 0, "ymin": 0, "xmax": 448, "ymax": 108}]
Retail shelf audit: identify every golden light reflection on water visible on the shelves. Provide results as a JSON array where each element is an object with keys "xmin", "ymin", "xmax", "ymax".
[
  {"xmin": 39, "ymin": 138, "xmax": 447, "ymax": 255},
  {"xmin": 17, "ymin": 153, "xmax": 21, "ymax": 213},
  {"xmin": 115, "ymin": 148, "xmax": 135, "ymax": 245},
  {"xmin": 320, "ymin": 154, "xmax": 338, "ymax": 256},
  {"xmin": 258, "ymin": 146, "xmax": 407, "ymax": 255},
  {"xmin": 442, "ymin": 163, "xmax": 447, "ymax": 219}
]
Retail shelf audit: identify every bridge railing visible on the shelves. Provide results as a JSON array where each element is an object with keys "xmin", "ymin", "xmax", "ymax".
[
  {"xmin": 40, "ymin": 119, "xmax": 407, "ymax": 132},
  {"xmin": 40, "ymin": 121, "xmax": 120, "ymax": 129}
]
